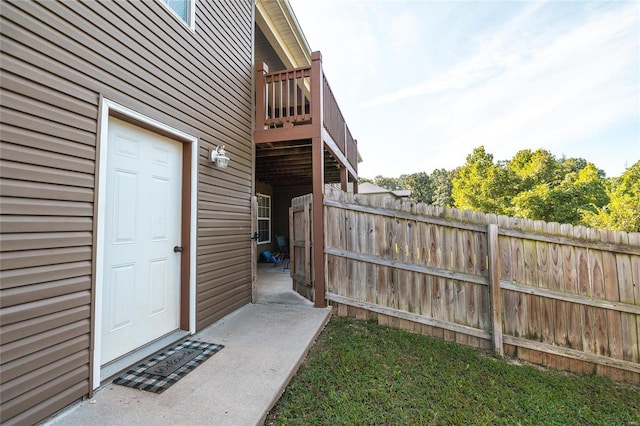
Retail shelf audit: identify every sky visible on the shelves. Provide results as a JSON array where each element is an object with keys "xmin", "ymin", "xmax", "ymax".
[{"xmin": 287, "ymin": 0, "xmax": 640, "ymax": 179}]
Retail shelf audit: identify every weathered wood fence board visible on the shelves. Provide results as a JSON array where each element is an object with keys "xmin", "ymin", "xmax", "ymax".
[
  {"xmin": 319, "ymin": 190, "xmax": 640, "ymax": 384},
  {"xmin": 291, "ymin": 194, "xmax": 313, "ymax": 301}
]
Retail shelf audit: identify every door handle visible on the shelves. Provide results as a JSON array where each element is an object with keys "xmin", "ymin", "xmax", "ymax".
[
  {"xmin": 173, "ymin": 246, "xmax": 183, "ymax": 253},
  {"xmin": 250, "ymin": 232, "xmax": 259, "ymax": 241}
]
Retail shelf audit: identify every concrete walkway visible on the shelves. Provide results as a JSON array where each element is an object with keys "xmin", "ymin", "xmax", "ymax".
[{"xmin": 47, "ymin": 264, "xmax": 331, "ymax": 426}]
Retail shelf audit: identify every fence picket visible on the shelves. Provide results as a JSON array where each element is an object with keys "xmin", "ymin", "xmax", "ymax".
[
  {"xmin": 452, "ymin": 209, "xmax": 469, "ymax": 346},
  {"xmin": 443, "ymin": 209, "xmax": 457, "ymax": 342},
  {"xmin": 616, "ymin": 232, "xmax": 639, "ymax": 367},
  {"xmin": 601, "ymin": 229, "xmax": 624, "ymax": 380},
  {"xmin": 366, "ymin": 205, "xmax": 377, "ymax": 319},
  {"xmin": 588, "ymin": 227, "xmax": 609, "ymax": 359},
  {"xmin": 629, "ymin": 232, "xmax": 640, "ymax": 384},
  {"xmin": 535, "ymin": 223, "xmax": 553, "ymax": 329},
  {"xmin": 574, "ymin": 226, "xmax": 596, "ymax": 373},
  {"xmin": 560, "ymin": 223, "xmax": 583, "ymax": 372},
  {"xmin": 547, "ymin": 222, "xmax": 569, "ymax": 370},
  {"xmin": 499, "ymin": 216, "xmax": 516, "ymax": 355},
  {"xmin": 522, "ymin": 219, "xmax": 542, "ymax": 364},
  {"xmin": 477, "ymin": 212, "xmax": 491, "ymax": 336},
  {"xmin": 488, "ymin": 224, "xmax": 503, "ymax": 356},
  {"xmin": 511, "ymin": 217, "xmax": 529, "ymax": 361}
]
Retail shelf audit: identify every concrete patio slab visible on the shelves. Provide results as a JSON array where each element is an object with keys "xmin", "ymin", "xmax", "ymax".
[{"xmin": 46, "ymin": 264, "xmax": 330, "ymax": 426}]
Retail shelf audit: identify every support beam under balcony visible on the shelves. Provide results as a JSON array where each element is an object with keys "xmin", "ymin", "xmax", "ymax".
[
  {"xmin": 255, "ymin": 124, "xmax": 314, "ymax": 144},
  {"xmin": 340, "ymin": 167, "xmax": 348, "ymax": 192}
]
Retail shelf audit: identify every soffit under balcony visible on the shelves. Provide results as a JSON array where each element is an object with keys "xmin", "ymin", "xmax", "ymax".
[
  {"xmin": 255, "ymin": 0, "xmax": 311, "ymax": 70},
  {"xmin": 255, "ymin": 140, "xmax": 342, "ymax": 186}
]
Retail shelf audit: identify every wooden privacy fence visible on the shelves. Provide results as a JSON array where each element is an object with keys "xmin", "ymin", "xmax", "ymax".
[{"xmin": 322, "ymin": 190, "xmax": 640, "ymax": 384}]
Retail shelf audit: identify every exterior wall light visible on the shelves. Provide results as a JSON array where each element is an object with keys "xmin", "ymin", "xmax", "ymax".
[{"xmin": 210, "ymin": 145, "xmax": 230, "ymax": 169}]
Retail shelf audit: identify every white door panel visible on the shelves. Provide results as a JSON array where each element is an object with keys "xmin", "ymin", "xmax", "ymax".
[{"xmin": 102, "ymin": 117, "xmax": 182, "ymax": 364}]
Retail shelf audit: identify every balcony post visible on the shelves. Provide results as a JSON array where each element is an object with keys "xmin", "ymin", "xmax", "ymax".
[
  {"xmin": 344, "ymin": 122, "xmax": 348, "ymax": 160},
  {"xmin": 310, "ymin": 51, "xmax": 326, "ymax": 308},
  {"xmin": 255, "ymin": 62, "xmax": 269, "ymax": 131},
  {"xmin": 312, "ymin": 135, "xmax": 326, "ymax": 308},
  {"xmin": 310, "ymin": 51, "xmax": 322, "ymax": 134}
]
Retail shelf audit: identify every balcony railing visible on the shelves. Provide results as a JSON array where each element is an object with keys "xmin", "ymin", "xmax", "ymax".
[
  {"xmin": 255, "ymin": 52, "xmax": 358, "ymax": 174},
  {"xmin": 323, "ymin": 75, "xmax": 358, "ymax": 168},
  {"xmin": 263, "ymin": 67, "xmax": 311, "ymax": 127}
]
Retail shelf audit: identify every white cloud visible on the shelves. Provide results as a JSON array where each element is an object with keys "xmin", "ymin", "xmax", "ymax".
[
  {"xmin": 388, "ymin": 11, "xmax": 421, "ymax": 61},
  {"xmin": 360, "ymin": 2, "xmax": 554, "ymax": 108},
  {"xmin": 288, "ymin": 0, "xmax": 382, "ymax": 114},
  {"xmin": 426, "ymin": 4, "xmax": 637, "ymax": 153},
  {"xmin": 359, "ymin": 2, "xmax": 638, "ymax": 176},
  {"xmin": 289, "ymin": 0, "xmax": 639, "ymax": 178}
]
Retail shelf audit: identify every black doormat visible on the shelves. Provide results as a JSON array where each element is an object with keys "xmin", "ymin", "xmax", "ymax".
[{"xmin": 112, "ymin": 339, "xmax": 224, "ymax": 394}]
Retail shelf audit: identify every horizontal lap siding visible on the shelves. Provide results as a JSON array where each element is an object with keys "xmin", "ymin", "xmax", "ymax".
[
  {"xmin": 194, "ymin": 0, "xmax": 254, "ymax": 331},
  {"xmin": 0, "ymin": 0, "xmax": 253, "ymax": 424}
]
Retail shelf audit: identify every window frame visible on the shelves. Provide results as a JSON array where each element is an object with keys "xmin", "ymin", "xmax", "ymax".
[
  {"xmin": 256, "ymin": 193, "xmax": 271, "ymax": 245},
  {"xmin": 158, "ymin": 0, "xmax": 196, "ymax": 32}
]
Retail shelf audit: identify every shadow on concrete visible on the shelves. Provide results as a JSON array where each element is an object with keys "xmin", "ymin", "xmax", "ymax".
[{"xmin": 256, "ymin": 262, "xmax": 311, "ymax": 306}]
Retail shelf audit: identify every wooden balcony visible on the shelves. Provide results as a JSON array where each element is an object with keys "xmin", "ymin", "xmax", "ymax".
[{"xmin": 255, "ymin": 51, "xmax": 358, "ymax": 187}]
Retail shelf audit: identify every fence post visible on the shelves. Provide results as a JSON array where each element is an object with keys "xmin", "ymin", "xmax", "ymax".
[{"xmin": 487, "ymin": 224, "xmax": 504, "ymax": 356}]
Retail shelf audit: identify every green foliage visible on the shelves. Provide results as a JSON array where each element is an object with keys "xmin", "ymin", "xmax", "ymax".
[
  {"xmin": 268, "ymin": 318, "xmax": 640, "ymax": 425},
  {"xmin": 507, "ymin": 148, "xmax": 559, "ymax": 192},
  {"xmin": 451, "ymin": 146, "xmax": 514, "ymax": 214},
  {"xmin": 582, "ymin": 161, "xmax": 640, "ymax": 232},
  {"xmin": 358, "ymin": 177, "xmax": 373, "ymax": 185},
  {"xmin": 449, "ymin": 146, "xmax": 610, "ymax": 225},
  {"xmin": 360, "ymin": 147, "xmax": 631, "ymax": 230},
  {"xmin": 363, "ymin": 170, "xmax": 453, "ymax": 207},
  {"xmin": 510, "ymin": 162, "xmax": 609, "ymax": 223},
  {"xmin": 400, "ymin": 172, "xmax": 432, "ymax": 204},
  {"xmin": 431, "ymin": 168, "xmax": 456, "ymax": 207},
  {"xmin": 371, "ymin": 175, "xmax": 404, "ymax": 191}
]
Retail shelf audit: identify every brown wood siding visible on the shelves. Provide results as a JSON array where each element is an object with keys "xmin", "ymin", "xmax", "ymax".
[{"xmin": 0, "ymin": 0, "xmax": 253, "ymax": 424}]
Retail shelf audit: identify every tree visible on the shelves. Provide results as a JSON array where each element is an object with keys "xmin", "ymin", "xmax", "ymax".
[
  {"xmin": 372, "ymin": 175, "xmax": 404, "ymax": 191},
  {"xmin": 451, "ymin": 146, "xmax": 514, "ymax": 214},
  {"xmin": 400, "ymin": 172, "xmax": 432, "ymax": 204},
  {"xmin": 558, "ymin": 156, "xmax": 590, "ymax": 179},
  {"xmin": 358, "ymin": 177, "xmax": 373, "ymax": 185},
  {"xmin": 506, "ymin": 149, "xmax": 560, "ymax": 193},
  {"xmin": 582, "ymin": 161, "xmax": 640, "ymax": 232},
  {"xmin": 510, "ymin": 162, "xmax": 608, "ymax": 224},
  {"xmin": 571, "ymin": 163, "xmax": 610, "ymax": 212},
  {"xmin": 430, "ymin": 168, "xmax": 455, "ymax": 207},
  {"xmin": 359, "ymin": 146, "xmax": 629, "ymax": 230}
]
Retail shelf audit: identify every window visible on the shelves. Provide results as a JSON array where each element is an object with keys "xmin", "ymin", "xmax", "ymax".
[
  {"xmin": 257, "ymin": 194, "xmax": 271, "ymax": 244},
  {"xmin": 161, "ymin": 0, "xmax": 195, "ymax": 29}
]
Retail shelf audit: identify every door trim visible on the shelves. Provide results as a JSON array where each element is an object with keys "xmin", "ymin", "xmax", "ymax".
[{"xmin": 93, "ymin": 98, "xmax": 198, "ymax": 390}]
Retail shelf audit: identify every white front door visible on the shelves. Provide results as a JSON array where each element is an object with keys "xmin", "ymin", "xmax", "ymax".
[{"xmin": 101, "ymin": 117, "xmax": 183, "ymax": 364}]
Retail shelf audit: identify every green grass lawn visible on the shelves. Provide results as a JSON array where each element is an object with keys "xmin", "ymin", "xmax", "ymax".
[{"xmin": 267, "ymin": 317, "xmax": 640, "ymax": 425}]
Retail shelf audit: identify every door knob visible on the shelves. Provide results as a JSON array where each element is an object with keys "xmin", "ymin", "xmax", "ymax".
[
  {"xmin": 250, "ymin": 232, "xmax": 259, "ymax": 241},
  {"xmin": 173, "ymin": 246, "xmax": 183, "ymax": 253}
]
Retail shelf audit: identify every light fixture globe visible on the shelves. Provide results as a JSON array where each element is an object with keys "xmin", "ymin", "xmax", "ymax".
[{"xmin": 210, "ymin": 145, "xmax": 230, "ymax": 169}]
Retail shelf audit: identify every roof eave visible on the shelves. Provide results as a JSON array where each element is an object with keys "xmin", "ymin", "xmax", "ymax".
[{"xmin": 255, "ymin": 0, "xmax": 312, "ymax": 68}]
